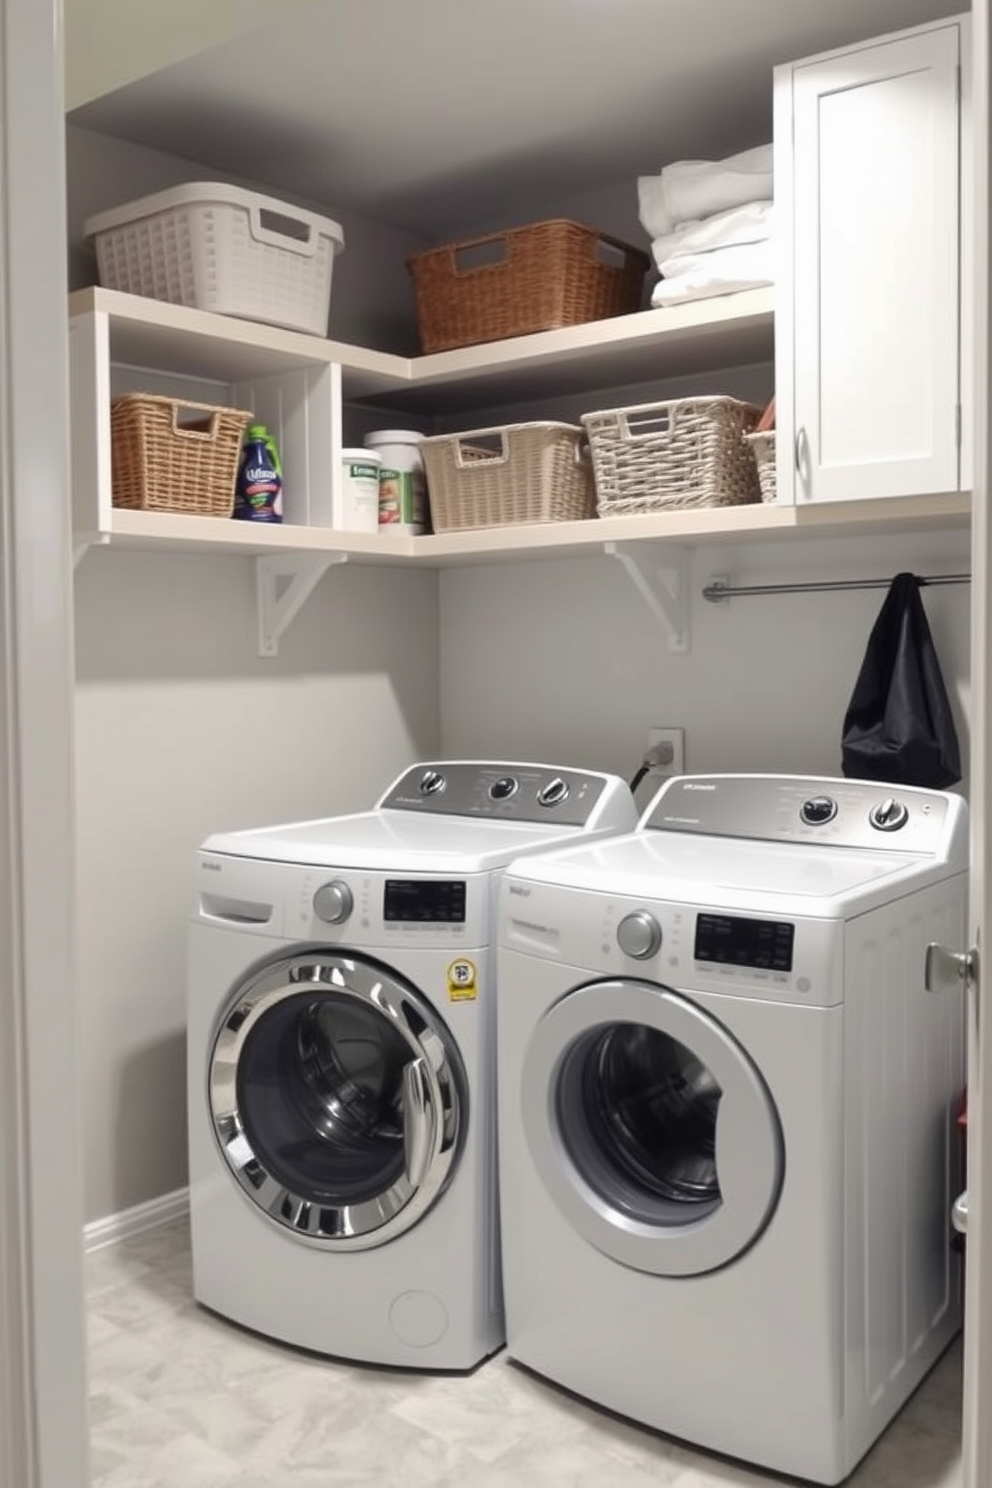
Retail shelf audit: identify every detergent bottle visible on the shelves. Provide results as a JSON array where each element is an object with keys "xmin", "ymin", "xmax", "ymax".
[{"xmin": 234, "ymin": 424, "xmax": 283, "ymax": 522}]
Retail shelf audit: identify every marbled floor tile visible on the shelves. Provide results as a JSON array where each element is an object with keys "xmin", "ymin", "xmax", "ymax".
[
  {"xmin": 94, "ymin": 1429, "xmax": 247, "ymax": 1488},
  {"xmin": 88, "ymin": 1269, "xmax": 192, "ymax": 1333},
  {"xmin": 87, "ymin": 1306, "xmax": 123, "ymax": 1351},
  {"xmin": 89, "ymin": 1383, "xmax": 190, "ymax": 1481},
  {"xmin": 84, "ymin": 1241, "xmax": 155, "ymax": 1300},
  {"xmin": 389, "ymin": 1352, "xmax": 603, "ymax": 1465},
  {"xmin": 241, "ymin": 1396, "xmax": 469, "ymax": 1486},
  {"xmin": 431, "ymin": 1428, "xmax": 688, "ymax": 1488},
  {"xmin": 85, "ymin": 1218, "xmax": 968, "ymax": 1488},
  {"xmin": 122, "ymin": 1217, "xmax": 192, "ymax": 1269},
  {"xmin": 87, "ymin": 1323, "xmax": 177, "ymax": 1397}
]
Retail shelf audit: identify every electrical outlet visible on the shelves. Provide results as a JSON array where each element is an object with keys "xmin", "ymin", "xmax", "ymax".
[{"xmin": 647, "ymin": 727, "xmax": 685, "ymax": 776}]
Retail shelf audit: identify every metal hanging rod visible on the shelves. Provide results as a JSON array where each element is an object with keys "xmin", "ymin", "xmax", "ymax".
[{"xmin": 703, "ymin": 572, "xmax": 971, "ymax": 603}]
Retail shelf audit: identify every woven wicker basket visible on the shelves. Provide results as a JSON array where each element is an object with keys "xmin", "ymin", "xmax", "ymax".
[
  {"xmin": 746, "ymin": 429, "xmax": 777, "ymax": 503},
  {"xmin": 111, "ymin": 394, "xmax": 253, "ymax": 516},
  {"xmin": 420, "ymin": 422, "xmax": 596, "ymax": 533},
  {"xmin": 583, "ymin": 396, "xmax": 764, "ymax": 515},
  {"xmin": 407, "ymin": 220, "xmax": 650, "ymax": 354}
]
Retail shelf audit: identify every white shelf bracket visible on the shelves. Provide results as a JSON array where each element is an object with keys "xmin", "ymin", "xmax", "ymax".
[
  {"xmin": 605, "ymin": 543, "xmax": 690, "ymax": 652},
  {"xmin": 256, "ymin": 553, "xmax": 347, "ymax": 657}
]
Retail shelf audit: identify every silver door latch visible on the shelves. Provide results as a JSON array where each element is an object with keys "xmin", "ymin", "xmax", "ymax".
[{"xmin": 925, "ymin": 942, "xmax": 979, "ymax": 995}]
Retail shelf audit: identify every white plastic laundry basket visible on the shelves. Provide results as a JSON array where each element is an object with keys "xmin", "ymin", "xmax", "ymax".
[{"xmin": 85, "ymin": 182, "xmax": 345, "ymax": 337}]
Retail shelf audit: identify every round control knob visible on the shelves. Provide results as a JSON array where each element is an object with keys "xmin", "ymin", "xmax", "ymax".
[
  {"xmin": 537, "ymin": 777, "xmax": 570, "ymax": 808},
  {"xmin": 489, "ymin": 776, "xmax": 518, "ymax": 801},
  {"xmin": 419, "ymin": 770, "xmax": 446, "ymax": 797},
  {"xmin": 870, "ymin": 797, "xmax": 909, "ymax": 832},
  {"xmin": 800, "ymin": 795, "xmax": 837, "ymax": 826},
  {"xmin": 313, "ymin": 880, "xmax": 354, "ymax": 924},
  {"xmin": 617, "ymin": 911, "xmax": 662, "ymax": 960}
]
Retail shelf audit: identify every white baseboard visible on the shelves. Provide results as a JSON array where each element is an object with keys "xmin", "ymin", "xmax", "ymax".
[{"xmin": 83, "ymin": 1187, "xmax": 189, "ymax": 1253}]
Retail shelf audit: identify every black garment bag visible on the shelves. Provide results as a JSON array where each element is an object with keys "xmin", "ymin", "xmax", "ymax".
[{"xmin": 841, "ymin": 572, "xmax": 961, "ymax": 789}]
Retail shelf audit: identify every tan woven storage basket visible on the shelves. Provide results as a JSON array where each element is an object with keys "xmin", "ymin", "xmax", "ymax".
[
  {"xmin": 746, "ymin": 429, "xmax": 777, "ymax": 503},
  {"xmin": 111, "ymin": 394, "xmax": 253, "ymax": 516},
  {"xmin": 407, "ymin": 220, "xmax": 650, "ymax": 354},
  {"xmin": 420, "ymin": 422, "xmax": 596, "ymax": 533},
  {"xmin": 583, "ymin": 396, "xmax": 764, "ymax": 515}
]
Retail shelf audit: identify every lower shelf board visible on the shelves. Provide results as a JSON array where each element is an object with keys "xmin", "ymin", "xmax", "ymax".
[{"xmin": 76, "ymin": 492, "xmax": 972, "ymax": 567}]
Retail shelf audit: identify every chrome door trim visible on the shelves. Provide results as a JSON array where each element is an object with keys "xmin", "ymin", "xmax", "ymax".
[
  {"xmin": 402, "ymin": 1057, "xmax": 433, "ymax": 1188},
  {"xmin": 209, "ymin": 951, "xmax": 465, "ymax": 1249},
  {"xmin": 523, "ymin": 978, "xmax": 783, "ymax": 1276}
]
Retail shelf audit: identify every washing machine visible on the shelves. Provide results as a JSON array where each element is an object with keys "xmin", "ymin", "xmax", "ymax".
[
  {"xmin": 187, "ymin": 759, "xmax": 637, "ymax": 1370},
  {"xmin": 497, "ymin": 773, "xmax": 967, "ymax": 1484}
]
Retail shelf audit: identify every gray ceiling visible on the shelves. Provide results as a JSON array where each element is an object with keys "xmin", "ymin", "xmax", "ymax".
[{"xmin": 69, "ymin": 0, "xmax": 965, "ymax": 238}]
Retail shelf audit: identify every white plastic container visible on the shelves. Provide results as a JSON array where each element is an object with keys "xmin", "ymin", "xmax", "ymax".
[
  {"xmin": 84, "ymin": 182, "xmax": 345, "ymax": 336},
  {"xmin": 339, "ymin": 450, "xmax": 381, "ymax": 533},
  {"xmin": 364, "ymin": 430, "xmax": 428, "ymax": 536}
]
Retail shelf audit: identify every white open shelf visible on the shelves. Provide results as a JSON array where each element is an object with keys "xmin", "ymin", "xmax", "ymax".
[
  {"xmin": 88, "ymin": 492, "xmax": 970, "ymax": 565},
  {"xmin": 67, "ymin": 287, "xmax": 970, "ymax": 649}
]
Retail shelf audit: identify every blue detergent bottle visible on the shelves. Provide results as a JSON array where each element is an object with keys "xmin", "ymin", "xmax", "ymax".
[{"xmin": 234, "ymin": 423, "xmax": 283, "ymax": 522}]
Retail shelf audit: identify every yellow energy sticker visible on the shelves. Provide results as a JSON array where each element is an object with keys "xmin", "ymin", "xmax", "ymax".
[{"xmin": 447, "ymin": 958, "xmax": 478, "ymax": 1001}]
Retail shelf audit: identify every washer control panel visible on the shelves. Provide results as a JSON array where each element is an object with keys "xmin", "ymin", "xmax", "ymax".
[
  {"xmin": 645, "ymin": 775, "xmax": 953, "ymax": 853},
  {"xmin": 501, "ymin": 876, "xmax": 844, "ymax": 1006},
  {"xmin": 379, "ymin": 761, "xmax": 627, "ymax": 828}
]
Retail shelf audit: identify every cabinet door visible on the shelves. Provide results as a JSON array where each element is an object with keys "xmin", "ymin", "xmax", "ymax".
[{"xmin": 775, "ymin": 21, "xmax": 963, "ymax": 504}]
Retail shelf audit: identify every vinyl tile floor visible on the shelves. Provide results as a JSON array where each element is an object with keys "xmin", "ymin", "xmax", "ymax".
[{"xmin": 86, "ymin": 1217, "xmax": 964, "ymax": 1488}]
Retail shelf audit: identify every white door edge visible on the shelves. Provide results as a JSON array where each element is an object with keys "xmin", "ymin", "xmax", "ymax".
[
  {"xmin": 0, "ymin": 0, "xmax": 90, "ymax": 1483},
  {"xmin": 963, "ymin": 6, "xmax": 992, "ymax": 1485}
]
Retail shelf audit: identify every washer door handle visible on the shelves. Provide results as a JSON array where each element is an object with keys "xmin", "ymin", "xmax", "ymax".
[{"xmin": 402, "ymin": 1057, "xmax": 435, "ymax": 1189}]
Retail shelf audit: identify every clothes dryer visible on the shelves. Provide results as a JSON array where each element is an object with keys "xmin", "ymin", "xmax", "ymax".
[
  {"xmin": 497, "ymin": 774, "xmax": 967, "ymax": 1483},
  {"xmin": 187, "ymin": 760, "xmax": 636, "ymax": 1369}
]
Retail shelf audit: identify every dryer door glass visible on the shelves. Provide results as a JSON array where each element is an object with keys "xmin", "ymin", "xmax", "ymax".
[
  {"xmin": 574, "ymin": 1023, "xmax": 721, "ymax": 1216},
  {"xmin": 523, "ymin": 978, "xmax": 783, "ymax": 1276},
  {"xmin": 209, "ymin": 952, "xmax": 466, "ymax": 1250}
]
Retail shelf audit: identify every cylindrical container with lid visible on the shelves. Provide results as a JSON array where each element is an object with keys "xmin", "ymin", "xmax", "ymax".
[
  {"xmin": 339, "ymin": 448, "xmax": 381, "ymax": 532},
  {"xmin": 364, "ymin": 429, "xmax": 429, "ymax": 536}
]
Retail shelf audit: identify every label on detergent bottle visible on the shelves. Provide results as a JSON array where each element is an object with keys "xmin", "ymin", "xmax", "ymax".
[{"xmin": 234, "ymin": 423, "xmax": 283, "ymax": 523}]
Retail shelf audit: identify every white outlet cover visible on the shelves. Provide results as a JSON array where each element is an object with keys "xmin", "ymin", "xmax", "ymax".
[{"xmin": 648, "ymin": 726, "xmax": 684, "ymax": 775}]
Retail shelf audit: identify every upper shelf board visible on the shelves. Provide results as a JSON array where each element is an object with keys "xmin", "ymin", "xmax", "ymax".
[
  {"xmin": 376, "ymin": 289, "xmax": 776, "ymax": 414},
  {"xmin": 68, "ymin": 285, "xmax": 775, "ymax": 410}
]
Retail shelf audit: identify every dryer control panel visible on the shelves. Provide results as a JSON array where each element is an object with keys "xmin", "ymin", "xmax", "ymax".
[
  {"xmin": 378, "ymin": 761, "xmax": 631, "ymax": 830},
  {"xmin": 643, "ymin": 774, "xmax": 965, "ymax": 862}
]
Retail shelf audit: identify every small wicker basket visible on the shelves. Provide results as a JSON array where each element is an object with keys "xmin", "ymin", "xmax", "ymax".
[
  {"xmin": 746, "ymin": 429, "xmax": 777, "ymax": 503},
  {"xmin": 111, "ymin": 394, "xmax": 253, "ymax": 516},
  {"xmin": 407, "ymin": 220, "xmax": 650, "ymax": 354},
  {"xmin": 583, "ymin": 396, "xmax": 763, "ymax": 515},
  {"xmin": 420, "ymin": 422, "xmax": 596, "ymax": 533}
]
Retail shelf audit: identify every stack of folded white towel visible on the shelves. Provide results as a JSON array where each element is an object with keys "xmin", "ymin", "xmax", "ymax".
[{"xmin": 637, "ymin": 143, "xmax": 773, "ymax": 308}]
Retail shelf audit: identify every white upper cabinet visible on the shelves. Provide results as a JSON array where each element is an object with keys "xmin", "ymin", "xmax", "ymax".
[{"xmin": 774, "ymin": 16, "xmax": 968, "ymax": 505}]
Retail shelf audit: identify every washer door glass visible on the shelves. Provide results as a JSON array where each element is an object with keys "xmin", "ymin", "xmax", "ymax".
[
  {"xmin": 524, "ymin": 979, "xmax": 783, "ymax": 1276},
  {"xmin": 209, "ymin": 952, "xmax": 466, "ymax": 1249}
]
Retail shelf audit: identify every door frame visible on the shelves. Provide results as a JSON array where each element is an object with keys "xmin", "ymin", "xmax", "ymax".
[
  {"xmin": 963, "ymin": 3, "xmax": 992, "ymax": 1483},
  {"xmin": 0, "ymin": 0, "xmax": 90, "ymax": 1483}
]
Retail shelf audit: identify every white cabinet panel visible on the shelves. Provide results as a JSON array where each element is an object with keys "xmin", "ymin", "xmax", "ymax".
[{"xmin": 776, "ymin": 20, "xmax": 965, "ymax": 505}]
